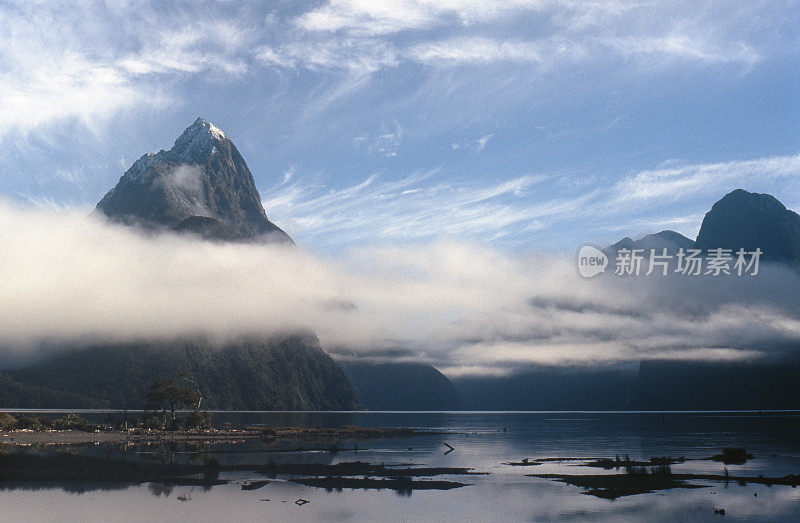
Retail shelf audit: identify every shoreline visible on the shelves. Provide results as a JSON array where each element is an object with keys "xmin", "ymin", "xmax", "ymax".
[
  {"xmin": 0, "ymin": 426, "xmax": 435, "ymax": 447},
  {"xmin": 1, "ymin": 409, "xmax": 799, "ymax": 414}
]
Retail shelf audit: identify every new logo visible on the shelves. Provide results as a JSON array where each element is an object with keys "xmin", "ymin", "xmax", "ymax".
[{"xmin": 577, "ymin": 245, "xmax": 608, "ymax": 278}]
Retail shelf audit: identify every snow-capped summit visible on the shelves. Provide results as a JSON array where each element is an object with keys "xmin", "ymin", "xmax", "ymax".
[
  {"xmin": 96, "ymin": 119, "xmax": 292, "ymax": 243},
  {"xmin": 169, "ymin": 117, "xmax": 228, "ymax": 163}
]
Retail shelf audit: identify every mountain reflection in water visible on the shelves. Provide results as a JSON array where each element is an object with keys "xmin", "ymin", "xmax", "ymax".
[{"xmin": 2, "ymin": 411, "xmax": 800, "ymax": 521}]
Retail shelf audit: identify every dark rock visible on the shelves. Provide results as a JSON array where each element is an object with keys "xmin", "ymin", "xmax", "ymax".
[
  {"xmin": 712, "ymin": 448, "xmax": 753, "ymax": 465},
  {"xmin": 241, "ymin": 480, "xmax": 270, "ymax": 491},
  {"xmin": 175, "ymin": 215, "xmax": 241, "ymax": 242}
]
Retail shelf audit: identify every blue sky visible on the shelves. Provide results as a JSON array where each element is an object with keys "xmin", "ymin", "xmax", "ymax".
[{"xmin": 1, "ymin": 0, "xmax": 799, "ymax": 253}]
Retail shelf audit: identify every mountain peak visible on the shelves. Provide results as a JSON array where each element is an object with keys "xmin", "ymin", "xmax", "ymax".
[
  {"xmin": 183, "ymin": 117, "xmax": 227, "ymax": 142},
  {"xmin": 695, "ymin": 189, "xmax": 800, "ymax": 262},
  {"xmin": 96, "ymin": 120, "xmax": 292, "ymax": 243},
  {"xmin": 168, "ymin": 117, "xmax": 229, "ymax": 164},
  {"xmin": 711, "ymin": 188, "xmax": 789, "ymax": 215},
  {"xmin": 605, "ymin": 230, "xmax": 694, "ymax": 255}
]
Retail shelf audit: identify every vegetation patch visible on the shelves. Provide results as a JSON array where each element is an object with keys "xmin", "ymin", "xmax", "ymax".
[
  {"xmin": 530, "ymin": 465, "xmax": 706, "ymax": 499},
  {"xmin": 257, "ymin": 461, "xmax": 486, "ymax": 478},
  {"xmin": 289, "ymin": 476, "xmax": 469, "ymax": 493}
]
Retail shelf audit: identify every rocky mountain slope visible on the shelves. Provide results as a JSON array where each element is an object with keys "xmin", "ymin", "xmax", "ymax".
[
  {"xmin": 97, "ymin": 118, "xmax": 291, "ymax": 243},
  {"xmin": 0, "ymin": 335, "xmax": 358, "ymax": 410}
]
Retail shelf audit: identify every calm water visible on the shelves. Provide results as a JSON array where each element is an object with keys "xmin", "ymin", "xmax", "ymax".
[{"xmin": 3, "ymin": 411, "xmax": 800, "ymax": 522}]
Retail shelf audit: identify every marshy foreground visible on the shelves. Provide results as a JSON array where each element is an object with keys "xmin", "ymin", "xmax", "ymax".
[{"xmin": 1, "ymin": 411, "xmax": 799, "ymax": 521}]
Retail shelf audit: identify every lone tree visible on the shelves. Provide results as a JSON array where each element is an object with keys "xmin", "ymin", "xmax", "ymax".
[
  {"xmin": 180, "ymin": 373, "xmax": 203, "ymax": 411},
  {"xmin": 145, "ymin": 375, "xmax": 203, "ymax": 428}
]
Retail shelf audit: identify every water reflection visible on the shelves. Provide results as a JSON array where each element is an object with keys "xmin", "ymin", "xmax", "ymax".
[
  {"xmin": 148, "ymin": 483, "xmax": 174, "ymax": 497},
  {"xmin": 1, "ymin": 412, "xmax": 799, "ymax": 521}
]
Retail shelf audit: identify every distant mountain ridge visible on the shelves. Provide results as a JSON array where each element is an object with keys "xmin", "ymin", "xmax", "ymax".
[
  {"xmin": 605, "ymin": 230, "xmax": 695, "ymax": 256},
  {"xmin": 340, "ymin": 361, "xmax": 463, "ymax": 410},
  {"xmin": 451, "ymin": 353, "xmax": 800, "ymax": 411},
  {"xmin": 607, "ymin": 189, "xmax": 800, "ymax": 265},
  {"xmin": 97, "ymin": 118, "xmax": 291, "ymax": 243}
]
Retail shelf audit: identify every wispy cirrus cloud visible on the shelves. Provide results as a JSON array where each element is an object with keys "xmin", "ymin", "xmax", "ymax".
[
  {"xmin": 0, "ymin": 3, "xmax": 254, "ymax": 136},
  {"xmin": 255, "ymin": 38, "xmax": 398, "ymax": 73},
  {"xmin": 407, "ymin": 37, "xmax": 549, "ymax": 65},
  {"xmin": 609, "ymin": 154, "xmax": 800, "ymax": 206},
  {"xmin": 283, "ymin": 0, "xmax": 767, "ymax": 73},
  {"xmin": 0, "ymin": 0, "xmax": 786, "ymax": 137},
  {"xmin": 600, "ymin": 33, "xmax": 760, "ymax": 65},
  {"xmin": 262, "ymin": 151, "xmax": 800, "ymax": 250},
  {"xmin": 116, "ymin": 22, "xmax": 253, "ymax": 76},
  {"xmin": 476, "ymin": 133, "xmax": 493, "ymax": 152},
  {"xmin": 294, "ymin": 0, "xmax": 544, "ymax": 35},
  {"xmin": 261, "ymin": 170, "xmax": 589, "ymax": 248}
]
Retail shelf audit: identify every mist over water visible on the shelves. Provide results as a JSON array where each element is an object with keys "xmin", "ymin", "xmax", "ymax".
[{"xmin": 1, "ymin": 200, "xmax": 799, "ymax": 376}]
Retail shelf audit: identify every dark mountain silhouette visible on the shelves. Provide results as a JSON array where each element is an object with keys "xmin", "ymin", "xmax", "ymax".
[
  {"xmin": 0, "ymin": 372, "xmax": 98, "ymax": 408},
  {"xmin": 630, "ymin": 350, "xmax": 800, "ymax": 410},
  {"xmin": 451, "ymin": 351, "xmax": 800, "ymax": 411},
  {"xmin": 694, "ymin": 189, "xmax": 800, "ymax": 263},
  {"xmin": 453, "ymin": 349, "xmax": 800, "ymax": 410},
  {"xmin": 452, "ymin": 366, "xmax": 637, "ymax": 411},
  {"xmin": 0, "ymin": 336, "xmax": 358, "ymax": 410},
  {"xmin": 340, "ymin": 361, "xmax": 462, "ymax": 410},
  {"xmin": 97, "ymin": 118, "xmax": 291, "ymax": 243}
]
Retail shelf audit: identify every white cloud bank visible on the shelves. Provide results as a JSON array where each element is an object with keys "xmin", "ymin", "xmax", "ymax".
[{"xmin": 1, "ymin": 200, "xmax": 798, "ymax": 376}]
